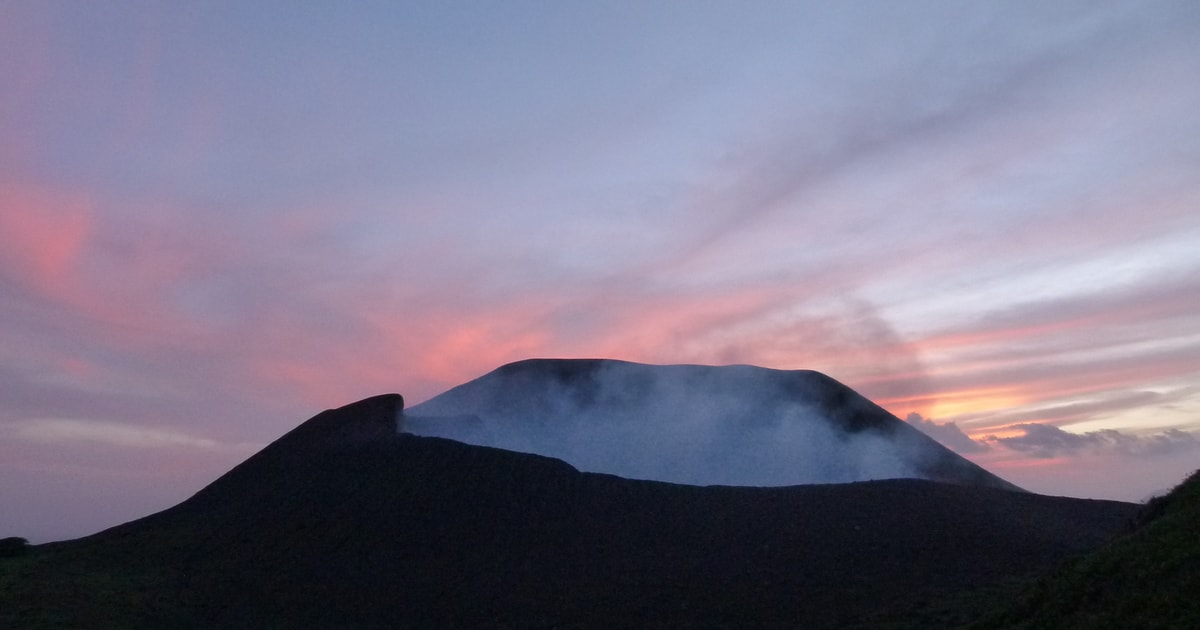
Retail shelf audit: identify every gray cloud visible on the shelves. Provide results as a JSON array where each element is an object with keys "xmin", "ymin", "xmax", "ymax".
[
  {"xmin": 905, "ymin": 412, "xmax": 990, "ymax": 454},
  {"xmin": 986, "ymin": 423, "xmax": 1200, "ymax": 459}
]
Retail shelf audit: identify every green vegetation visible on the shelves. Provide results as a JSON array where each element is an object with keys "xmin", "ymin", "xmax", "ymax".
[
  {"xmin": 0, "ymin": 535, "xmax": 200, "ymax": 629},
  {"xmin": 0, "ymin": 549, "xmax": 145, "ymax": 628},
  {"xmin": 973, "ymin": 468, "xmax": 1200, "ymax": 629}
]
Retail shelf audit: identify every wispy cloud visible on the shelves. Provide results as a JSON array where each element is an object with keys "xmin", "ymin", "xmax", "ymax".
[
  {"xmin": 984, "ymin": 423, "xmax": 1200, "ymax": 459},
  {"xmin": 6, "ymin": 418, "xmax": 258, "ymax": 452}
]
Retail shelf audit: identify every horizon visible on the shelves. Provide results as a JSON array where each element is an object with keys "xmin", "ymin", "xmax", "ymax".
[{"xmin": 2, "ymin": 1, "xmax": 1198, "ymax": 543}]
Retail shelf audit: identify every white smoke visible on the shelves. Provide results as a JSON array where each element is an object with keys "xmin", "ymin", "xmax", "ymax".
[{"xmin": 403, "ymin": 360, "xmax": 936, "ymax": 486}]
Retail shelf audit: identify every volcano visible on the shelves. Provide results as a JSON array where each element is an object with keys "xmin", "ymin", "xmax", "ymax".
[
  {"xmin": 1, "ymin": 380, "xmax": 1137, "ymax": 628},
  {"xmin": 405, "ymin": 358, "xmax": 1018, "ymax": 490}
]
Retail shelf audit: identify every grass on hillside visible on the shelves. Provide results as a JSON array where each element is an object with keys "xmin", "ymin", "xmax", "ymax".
[
  {"xmin": 0, "ymin": 546, "xmax": 175, "ymax": 629},
  {"xmin": 972, "ymin": 468, "xmax": 1200, "ymax": 629}
]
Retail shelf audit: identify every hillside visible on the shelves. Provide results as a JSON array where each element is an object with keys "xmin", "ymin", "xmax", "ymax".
[
  {"xmin": 973, "ymin": 467, "xmax": 1200, "ymax": 629},
  {"xmin": 0, "ymin": 393, "xmax": 1135, "ymax": 628}
]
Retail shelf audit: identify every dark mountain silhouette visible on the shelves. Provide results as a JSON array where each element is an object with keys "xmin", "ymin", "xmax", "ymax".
[
  {"xmin": 1, "ymin": 391, "xmax": 1137, "ymax": 628},
  {"xmin": 406, "ymin": 358, "xmax": 1020, "ymax": 490}
]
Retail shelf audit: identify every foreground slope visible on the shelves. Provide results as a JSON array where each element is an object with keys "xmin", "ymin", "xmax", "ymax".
[
  {"xmin": 1, "ymin": 394, "xmax": 1135, "ymax": 628},
  {"xmin": 407, "ymin": 358, "xmax": 1020, "ymax": 490},
  {"xmin": 975, "ymin": 468, "xmax": 1200, "ymax": 629}
]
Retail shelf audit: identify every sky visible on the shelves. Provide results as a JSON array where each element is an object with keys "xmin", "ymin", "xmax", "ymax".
[{"xmin": 1, "ymin": 1, "xmax": 1198, "ymax": 543}]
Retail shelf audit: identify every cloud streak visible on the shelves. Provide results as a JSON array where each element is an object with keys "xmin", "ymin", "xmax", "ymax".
[
  {"xmin": 6, "ymin": 418, "xmax": 252, "ymax": 452},
  {"xmin": 985, "ymin": 423, "xmax": 1200, "ymax": 460}
]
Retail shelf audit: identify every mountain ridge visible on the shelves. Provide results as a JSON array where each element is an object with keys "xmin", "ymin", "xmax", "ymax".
[{"xmin": 1, "ymin": 386, "xmax": 1136, "ymax": 628}]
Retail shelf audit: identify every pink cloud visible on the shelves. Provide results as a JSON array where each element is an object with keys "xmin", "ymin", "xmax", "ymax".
[{"xmin": 0, "ymin": 183, "xmax": 93, "ymax": 298}]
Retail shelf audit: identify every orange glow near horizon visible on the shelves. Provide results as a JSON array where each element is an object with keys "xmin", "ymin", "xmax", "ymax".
[
  {"xmin": 874, "ymin": 385, "xmax": 1029, "ymax": 422},
  {"xmin": 980, "ymin": 453, "xmax": 1076, "ymax": 471}
]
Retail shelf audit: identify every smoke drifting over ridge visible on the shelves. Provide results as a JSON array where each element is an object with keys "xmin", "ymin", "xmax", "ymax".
[{"xmin": 403, "ymin": 359, "xmax": 1016, "ymax": 489}]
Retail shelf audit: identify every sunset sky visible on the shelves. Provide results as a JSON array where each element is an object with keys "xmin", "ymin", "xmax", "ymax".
[{"xmin": 2, "ymin": 1, "xmax": 1199, "ymax": 542}]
